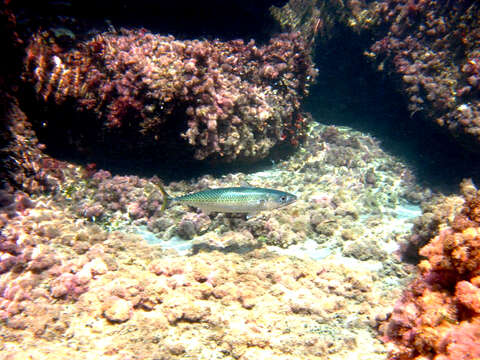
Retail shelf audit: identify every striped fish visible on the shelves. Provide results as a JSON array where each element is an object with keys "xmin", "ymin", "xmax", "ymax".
[{"xmin": 158, "ymin": 183, "xmax": 296, "ymax": 215}]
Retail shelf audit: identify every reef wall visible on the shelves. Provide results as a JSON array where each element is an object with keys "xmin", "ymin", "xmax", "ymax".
[
  {"xmin": 379, "ymin": 180, "xmax": 480, "ymax": 359},
  {"xmin": 272, "ymin": 0, "xmax": 480, "ymax": 152},
  {"xmin": 0, "ymin": 2, "xmax": 67, "ymax": 194},
  {"xmin": 23, "ymin": 28, "xmax": 316, "ymax": 162}
]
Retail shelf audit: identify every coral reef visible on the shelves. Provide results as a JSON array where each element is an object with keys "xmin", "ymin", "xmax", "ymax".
[
  {"xmin": 270, "ymin": 0, "xmax": 365, "ymax": 45},
  {"xmin": 1, "ymin": 101, "xmax": 73, "ymax": 194},
  {"xmin": 367, "ymin": 1, "xmax": 480, "ymax": 151},
  {"xmin": 23, "ymin": 28, "xmax": 316, "ymax": 161},
  {"xmin": 379, "ymin": 183, "xmax": 480, "ymax": 360},
  {"xmin": 53, "ymin": 122, "xmax": 425, "ymax": 259},
  {"xmin": 0, "ymin": 5, "xmax": 444, "ymax": 357},
  {"xmin": 399, "ymin": 192, "xmax": 464, "ymax": 263},
  {"xmin": 0, "ymin": 116, "xmax": 424, "ymax": 359},
  {"xmin": 0, "ymin": 1, "xmax": 67, "ymax": 194},
  {"xmin": 272, "ymin": 0, "xmax": 480, "ymax": 152},
  {"xmin": 0, "ymin": 192, "xmax": 405, "ymax": 359},
  {"xmin": 0, "ymin": 196, "xmax": 107, "ymax": 334}
]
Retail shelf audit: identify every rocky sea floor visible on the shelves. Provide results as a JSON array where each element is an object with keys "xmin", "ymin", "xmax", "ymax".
[{"xmin": 1, "ymin": 121, "xmax": 462, "ymax": 360}]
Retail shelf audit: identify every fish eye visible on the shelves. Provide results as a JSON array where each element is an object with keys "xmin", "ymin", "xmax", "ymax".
[{"xmin": 280, "ymin": 195, "xmax": 287, "ymax": 202}]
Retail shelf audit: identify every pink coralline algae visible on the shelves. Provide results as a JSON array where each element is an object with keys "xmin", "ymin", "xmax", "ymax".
[
  {"xmin": 274, "ymin": 0, "xmax": 480, "ymax": 151},
  {"xmin": 0, "ymin": 189, "xmax": 399, "ymax": 359},
  {"xmin": 365, "ymin": 1, "xmax": 480, "ymax": 150},
  {"xmin": 0, "ymin": 194, "xmax": 109, "ymax": 333},
  {"xmin": 2, "ymin": 101, "xmax": 69, "ymax": 194},
  {"xmin": 73, "ymin": 170, "xmax": 164, "ymax": 222},
  {"xmin": 379, "ymin": 184, "xmax": 480, "ymax": 360},
  {"xmin": 24, "ymin": 29, "xmax": 316, "ymax": 161}
]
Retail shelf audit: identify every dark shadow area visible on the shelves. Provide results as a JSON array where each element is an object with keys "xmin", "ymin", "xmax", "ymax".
[
  {"xmin": 12, "ymin": 1, "xmax": 480, "ymax": 189},
  {"xmin": 20, "ymin": 88, "xmax": 295, "ymax": 182},
  {"xmin": 305, "ymin": 28, "xmax": 480, "ymax": 194},
  {"xmin": 12, "ymin": 0, "xmax": 295, "ymax": 182},
  {"xmin": 12, "ymin": 0, "xmax": 286, "ymax": 43}
]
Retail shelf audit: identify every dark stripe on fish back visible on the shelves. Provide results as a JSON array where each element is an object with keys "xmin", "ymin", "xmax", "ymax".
[
  {"xmin": 173, "ymin": 187, "xmax": 267, "ymax": 203},
  {"xmin": 167, "ymin": 186, "xmax": 296, "ymax": 214}
]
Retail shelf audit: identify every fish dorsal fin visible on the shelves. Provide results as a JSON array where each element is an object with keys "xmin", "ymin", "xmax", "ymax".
[{"xmin": 239, "ymin": 180, "xmax": 252, "ymax": 187}]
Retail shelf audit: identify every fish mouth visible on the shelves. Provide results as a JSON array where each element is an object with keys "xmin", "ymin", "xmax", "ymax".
[{"xmin": 287, "ymin": 196, "xmax": 297, "ymax": 205}]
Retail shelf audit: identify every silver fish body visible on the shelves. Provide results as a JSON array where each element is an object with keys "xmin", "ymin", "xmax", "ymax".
[{"xmin": 159, "ymin": 185, "xmax": 296, "ymax": 214}]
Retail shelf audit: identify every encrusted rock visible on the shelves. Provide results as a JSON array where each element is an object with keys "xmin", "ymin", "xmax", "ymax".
[{"xmin": 103, "ymin": 296, "xmax": 132, "ymax": 323}]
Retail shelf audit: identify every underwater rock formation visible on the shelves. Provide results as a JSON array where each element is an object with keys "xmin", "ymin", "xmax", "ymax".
[
  {"xmin": 399, "ymin": 193, "xmax": 464, "ymax": 263},
  {"xmin": 23, "ymin": 29, "xmax": 316, "ymax": 162},
  {"xmin": 0, "ymin": 185, "xmax": 409, "ymax": 360},
  {"xmin": 1, "ymin": 101, "xmax": 71, "ymax": 194},
  {"xmin": 380, "ymin": 181, "xmax": 480, "ymax": 359},
  {"xmin": 272, "ymin": 0, "xmax": 480, "ymax": 153},
  {"xmin": 0, "ymin": 3, "xmax": 71, "ymax": 194},
  {"xmin": 48, "ymin": 122, "xmax": 422, "ymax": 255}
]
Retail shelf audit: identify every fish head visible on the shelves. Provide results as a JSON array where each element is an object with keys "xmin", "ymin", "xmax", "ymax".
[{"xmin": 263, "ymin": 190, "xmax": 297, "ymax": 210}]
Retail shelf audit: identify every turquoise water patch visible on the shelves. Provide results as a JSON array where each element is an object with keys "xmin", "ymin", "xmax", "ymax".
[
  {"xmin": 136, "ymin": 203, "xmax": 421, "ymax": 261},
  {"xmin": 268, "ymin": 239, "xmax": 332, "ymax": 261},
  {"xmin": 394, "ymin": 203, "xmax": 422, "ymax": 220},
  {"xmin": 136, "ymin": 226, "xmax": 193, "ymax": 255}
]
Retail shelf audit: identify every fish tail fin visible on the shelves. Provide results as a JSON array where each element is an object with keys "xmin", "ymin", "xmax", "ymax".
[{"xmin": 157, "ymin": 181, "xmax": 171, "ymax": 213}]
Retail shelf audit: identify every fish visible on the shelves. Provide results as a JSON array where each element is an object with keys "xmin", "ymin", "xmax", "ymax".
[{"xmin": 157, "ymin": 183, "xmax": 297, "ymax": 216}]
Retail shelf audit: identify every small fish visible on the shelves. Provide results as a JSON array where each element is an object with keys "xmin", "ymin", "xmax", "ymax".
[{"xmin": 158, "ymin": 183, "xmax": 296, "ymax": 216}]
